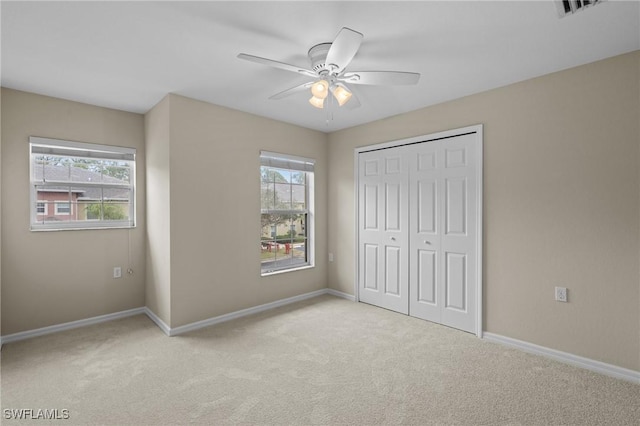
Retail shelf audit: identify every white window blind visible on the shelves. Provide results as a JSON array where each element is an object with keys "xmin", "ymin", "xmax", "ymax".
[{"xmin": 260, "ymin": 151, "xmax": 315, "ymax": 173}]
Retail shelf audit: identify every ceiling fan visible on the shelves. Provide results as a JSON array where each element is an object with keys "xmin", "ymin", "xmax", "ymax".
[{"xmin": 237, "ymin": 27, "xmax": 420, "ymax": 110}]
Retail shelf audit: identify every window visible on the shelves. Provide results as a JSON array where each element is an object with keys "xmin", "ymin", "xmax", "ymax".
[
  {"xmin": 36, "ymin": 202, "xmax": 47, "ymax": 215},
  {"xmin": 260, "ymin": 151, "xmax": 314, "ymax": 274},
  {"xmin": 30, "ymin": 137, "xmax": 136, "ymax": 231},
  {"xmin": 54, "ymin": 202, "xmax": 72, "ymax": 215}
]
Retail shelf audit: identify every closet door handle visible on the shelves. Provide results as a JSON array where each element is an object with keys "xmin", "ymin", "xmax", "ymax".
[
  {"xmin": 390, "ymin": 237, "xmax": 396, "ymax": 241},
  {"xmin": 424, "ymin": 240, "xmax": 431, "ymax": 245}
]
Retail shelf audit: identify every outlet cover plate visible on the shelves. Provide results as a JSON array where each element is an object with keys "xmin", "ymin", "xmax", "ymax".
[{"xmin": 555, "ymin": 286, "xmax": 567, "ymax": 302}]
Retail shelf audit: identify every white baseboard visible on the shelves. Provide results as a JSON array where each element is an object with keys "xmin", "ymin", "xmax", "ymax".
[
  {"xmin": 483, "ymin": 332, "xmax": 640, "ymax": 384},
  {"xmin": 3, "ymin": 295, "xmax": 636, "ymax": 385},
  {"xmin": 155, "ymin": 288, "xmax": 353, "ymax": 336},
  {"xmin": 0, "ymin": 289, "xmax": 349, "ymax": 345},
  {"xmin": 143, "ymin": 307, "xmax": 171, "ymax": 336},
  {"xmin": 326, "ymin": 288, "xmax": 356, "ymax": 301},
  {"xmin": 0, "ymin": 307, "xmax": 146, "ymax": 346},
  {"xmin": 168, "ymin": 289, "xmax": 328, "ymax": 336}
]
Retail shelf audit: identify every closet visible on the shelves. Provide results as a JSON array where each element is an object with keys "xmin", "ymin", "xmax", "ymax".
[{"xmin": 357, "ymin": 126, "xmax": 482, "ymax": 334}]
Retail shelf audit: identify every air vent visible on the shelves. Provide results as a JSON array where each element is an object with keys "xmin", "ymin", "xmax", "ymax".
[{"xmin": 557, "ymin": 0, "xmax": 605, "ymax": 18}]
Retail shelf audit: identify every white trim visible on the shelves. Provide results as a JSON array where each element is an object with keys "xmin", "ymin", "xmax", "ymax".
[
  {"xmin": 475, "ymin": 125, "xmax": 484, "ymax": 338},
  {"xmin": 168, "ymin": 289, "xmax": 327, "ymax": 336},
  {"xmin": 354, "ymin": 124, "xmax": 483, "ymax": 154},
  {"xmin": 327, "ymin": 288, "xmax": 356, "ymax": 302},
  {"xmin": 353, "ymin": 124, "xmax": 484, "ymax": 337},
  {"xmin": 261, "ymin": 264, "xmax": 314, "ymax": 277},
  {"xmin": 0, "ymin": 290, "xmax": 347, "ymax": 346},
  {"xmin": 483, "ymin": 332, "xmax": 640, "ymax": 384},
  {"xmin": 353, "ymin": 150, "xmax": 360, "ymax": 303},
  {"xmin": 143, "ymin": 307, "xmax": 171, "ymax": 336},
  {"xmin": 0, "ymin": 307, "xmax": 146, "ymax": 345},
  {"xmin": 3, "ymin": 293, "xmax": 636, "ymax": 386}
]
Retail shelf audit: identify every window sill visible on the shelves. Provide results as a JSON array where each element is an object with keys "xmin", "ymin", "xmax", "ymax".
[
  {"xmin": 31, "ymin": 224, "xmax": 136, "ymax": 232},
  {"xmin": 261, "ymin": 264, "xmax": 314, "ymax": 277}
]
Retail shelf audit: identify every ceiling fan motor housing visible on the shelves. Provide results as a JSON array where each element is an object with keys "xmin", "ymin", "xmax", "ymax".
[{"xmin": 308, "ymin": 43, "xmax": 334, "ymax": 75}]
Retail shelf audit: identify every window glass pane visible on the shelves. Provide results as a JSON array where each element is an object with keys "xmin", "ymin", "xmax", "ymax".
[
  {"xmin": 260, "ymin": 182, "xmax": 275, "ymax": 210},
  {"xmin": 274, "ymin": 183, "xmax": 291, "ymax": 209},
  {"xmin": 261, "ymin": 167, "xmax": 290, "ymax": 184},
  {"xmin": 103, "ymin": 188, "xmax": 131, "ymax": 221},
  {"xmin": 103, "ymin": 202, "xmax": 130, "ymax": 221},
  {"xmin": 292, "ymin": 213, "xmax": 307, "ymax": 238},
  {"xmin": 290, "ymin": 171, "xmax": 305, "ymax": 185},
  {"xmin": 261, "ymin": 240, "xmax": 277, "ymax": 264},
  {"xmin": 102, "ymin": 162, "xmax": 131, "ymax": 184},
  {"xmin": 35, "ymin": 155, "xmax": 73, "ymax": 182},
  {"xmin": 291, "ymin": 240, "xmax": 307, "ymax": 263},
  {"xmin": 80, "ymin": 200, "xmax": 101, "ymax": 220},
  {"xmin": 291, "ymin": 184, "xmax": 305, "ymax": 210},
  {"xmin": 68, "ymin": 158, "xmax": 103, "ymax": 183},
  {"xmin": 32, "ymin": 157, "xmax": 46, "ymax": 183},
  {"xmin": 274, "ymin": 169, "xmax": 291, "ymax": 183},
  {"xmin": 260, "ymin": 167, "xmax": 272, "ymax": 184}
]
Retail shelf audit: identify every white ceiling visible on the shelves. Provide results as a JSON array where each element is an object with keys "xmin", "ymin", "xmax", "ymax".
[{"xmin": 2, "ymin": 1, "xmax": 639, "ymax": 133}]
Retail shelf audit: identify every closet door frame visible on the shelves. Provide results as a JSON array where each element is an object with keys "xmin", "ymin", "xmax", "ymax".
[{"xmin": 354, "ymin": 124, "xmax": 484, "ymax": 338}]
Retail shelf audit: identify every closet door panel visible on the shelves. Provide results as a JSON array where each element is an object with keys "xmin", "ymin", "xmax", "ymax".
[
  {"xmin": 358, "ymin": 150, "xmax": 409, "ymax": 314},
  {"xmin": 409, "ymin": 142, "xmax": 443, "ymax": 323},
  {"xmin": 439, "ymin": 134, "xmax": 477, "ymax": 333}
]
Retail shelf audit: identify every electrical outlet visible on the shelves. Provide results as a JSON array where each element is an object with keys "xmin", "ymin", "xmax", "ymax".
[
  {"xmin": 329, "ymin": 253, "xmax": 334, "ymax": 262},
  {"xmin": 555, "ymin": 286, "xmax": 567, "ymax": 302},
  {"xmin": 113, "ymin": 267, "xmax": 122, "ymax": 279}
]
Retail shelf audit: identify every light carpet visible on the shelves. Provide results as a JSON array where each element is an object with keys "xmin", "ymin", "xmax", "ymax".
[{"xmin": 1, "ymin": 295, "xmax": 638, "ymax": 425}]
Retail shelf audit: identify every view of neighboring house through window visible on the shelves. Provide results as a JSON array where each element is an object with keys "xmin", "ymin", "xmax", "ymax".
[
  {"xmin": 30, "ymin": 137, "xmax": 136, "ymax": 231},
  {"xmin": 260, "ymin": 151, "xmax": 314, "ymax": 274}
]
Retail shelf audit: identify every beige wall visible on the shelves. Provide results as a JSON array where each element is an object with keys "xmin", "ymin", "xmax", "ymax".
[
  {"xmin": 2, "ymin": 52, "xmax": 637, "ymax": 372},
  {"xmin": 1, "ymin": 88, "xmax": 146, "ymax": 335},
  {"xmin": 145, "ymin": 96, "xmax": 172, "ymax": 325},
  {"xmin": 328, "ymin": 51, "xmax": 640, "ymax": 371},
  {"xmin": 146, "ymin": 94, "xmax": 328, "ymax": 328},
  {"xmin": 1, "ymin": 87, "xmax": 3, "ymax": 336}
]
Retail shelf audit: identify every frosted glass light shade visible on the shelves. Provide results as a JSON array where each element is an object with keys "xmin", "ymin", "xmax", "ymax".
[
  {"xmin": 311, "ymin": 80, "xmax": 329, "ymax": 99},
  {"xmin": 309, "ymin": 96, "xmax": 324, "ymax": 109},
  {"xmin": 331, "ymin": 85, "xmax": 352, "ymax": 106}
]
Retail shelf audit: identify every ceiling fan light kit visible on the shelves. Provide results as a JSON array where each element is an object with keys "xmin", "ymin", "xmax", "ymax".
[
  {"xmin": 309, "ymin": 95, "xmax": 325, "ymax": 109},
  {"xmin": 331, "ymin": 84, "xmax": 352, "ymax": 107},
  {"xmin": 311, "ymin": 79, "xmax": 329, "ymax": 99},
  {"xmin": 238, "ymin": 27, "xmax": 420, "ymax": 112}
]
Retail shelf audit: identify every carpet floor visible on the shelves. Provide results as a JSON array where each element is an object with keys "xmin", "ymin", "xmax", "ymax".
[{"xmin": 1, "ymin": 295, "xmax": 638, "ymax": 425}]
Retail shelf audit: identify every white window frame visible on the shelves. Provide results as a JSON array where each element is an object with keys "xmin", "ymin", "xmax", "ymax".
[
  {"xmin": 260, "ymin": 151, "xmax": 315, "ymax": 275},
  {"xmin": 30, "ymin": 137, "xmax": 136, "ymax": 231}
]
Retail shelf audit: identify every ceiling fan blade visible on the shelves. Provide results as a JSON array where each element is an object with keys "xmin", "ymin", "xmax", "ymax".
[
  {"xmin": 325, "ymin": 27, "xmax": 363, "ymax": 73},
  {"xmin": 269, "ymin": 82, "xmax": 314, "ymax": 100},
  {"xmin": 237, "ymin": 53, "xmax": 316, "ymax": 78},
  {"xmin": 340, "ymin": 71, "xmax": 421, "ymax": 86}
]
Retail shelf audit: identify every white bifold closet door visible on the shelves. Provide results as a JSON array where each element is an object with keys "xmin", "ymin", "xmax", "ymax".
[
  {"xmin": 358, "ymin": 150, "xmax": 410, "ymax": 314},
  {"xmin": 358, "ymin": 132, "xmax": 478, "ymax": 333}
]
